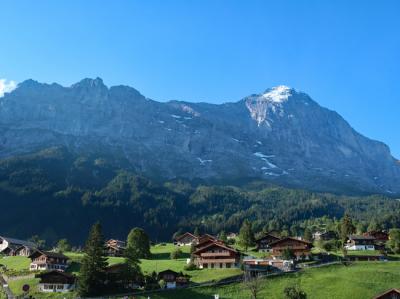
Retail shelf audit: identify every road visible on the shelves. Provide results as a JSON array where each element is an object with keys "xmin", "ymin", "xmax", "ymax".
[{"xmin": 0, "ymin": 275, "xmax": 14, "ymax": 299}]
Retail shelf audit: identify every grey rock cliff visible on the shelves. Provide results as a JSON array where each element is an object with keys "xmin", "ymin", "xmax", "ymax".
[{"xmin": 1, "ymin": 78, "xmax": 399, "ymax": 194}]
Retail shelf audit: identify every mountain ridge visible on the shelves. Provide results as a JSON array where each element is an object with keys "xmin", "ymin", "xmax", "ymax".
[{"xmin": 0, "ymin": 77, "xmax": 399, "ymax": 195}]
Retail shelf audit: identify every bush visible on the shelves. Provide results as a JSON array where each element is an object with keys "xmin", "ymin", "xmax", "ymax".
[
  {"xmin": 170, "ymin": 248, "xmax": 183, "ymax": 259},
  {"xmin": 184, "ymin": 262, "xmax": 197, "ymax": 271}
]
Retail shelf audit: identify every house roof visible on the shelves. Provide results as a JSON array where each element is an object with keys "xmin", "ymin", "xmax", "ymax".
[
  {"xmin": 193, "ymin": 241, "xmax": 238, "ymax": 255},
  {"xmin": 373, "ymin": 288, "xmax": 400, "ymax": 299},
  {"xmin": 158, "ymin": 269, "xmax": 179, "ymax": 276},
  {"xmin": 175, "ymin": 232, "xmax": 197, "ymax": 241},
  {"xmin": 255, "ymin": 233, "xmax": 281, "ymax": 243},
  {"xmin": 269, "ymin": 237, "xmax": 312, "ymax": 247},
  {"xmin": 0, "ymin": 236, "xmax": 36, "ymax": 248},
  {"xmin": 28, "ymin": 250, "xmax": 69, "ymax": 260},
  {"xmin": 35, "ymin": 270, "xmax": 76, "ymax": 284}
]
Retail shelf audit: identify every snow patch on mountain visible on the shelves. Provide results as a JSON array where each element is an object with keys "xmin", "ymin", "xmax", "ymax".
[{"xmin": 262, "ymin": 85, "xmax": 292, "ymax": 103}]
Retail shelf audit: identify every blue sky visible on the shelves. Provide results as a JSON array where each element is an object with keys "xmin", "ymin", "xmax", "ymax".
[{"xmin": 1, "ymin": 0, "xmax": 399, "ymax": 157}]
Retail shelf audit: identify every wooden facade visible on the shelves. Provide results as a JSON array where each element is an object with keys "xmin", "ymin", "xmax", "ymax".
[
  {"xmin": 345, "ymin": 235, "xmax": 376, "ymax": 250},
  {"xmin": 0, "ymin": 236, "xmax": 36, "ymax": 256},
  {"xmin": 105, "ymin": 239, "xmax": 126, "ymax": 257},
  {"xmin": 269, "ymin": 237, "xmax": 312, "ymax": 259},
  {"xmin": 29, "ymin": 250, "xmax": 69, "ymax": 272},
  {"xmin": 174, "ymin": 232, "xmax": 199, "ymax": 246},
  {"xmin": 255, "ymin": 233, "xmax": 281, "ymax": 252},
  {"xmin": 193, "ymin": 242, "xmax": 240, "ymax": 269}
]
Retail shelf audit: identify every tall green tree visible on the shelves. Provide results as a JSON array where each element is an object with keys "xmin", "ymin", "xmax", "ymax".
[
  {"xmin": 238, "ymin": 219, "xmax": 255, "ymax": 251},
  {"xmin": 388, "ymin": 229, "xmax": 400, "ymax": 254},
  {"xmin": 303, "ymin": 228, "xmax": 312, "ymax": 242},
  {"xmin": 29, "ymin": 235, "xmax": 46, "ymax": 249},
  {"xmin": 123, "ymin": 236, "xmax": 143, "ymax": 287},
  {"xmin": 127, "ymin": 227, "xmax": 151, "ymax": 259},
  {"xmin": 194, "ymin": 227, "xmax": 200, "ymax": 237},
  {"xmin": 219, "ymin": 230, "xmax": 227, "ymax": 242},
  {"xmin": 56, "ymin": 238, "xmax": 71, "ymax": 253},
  {"xmin": 78, "ymin": 222, "xmax": 108, "ymax": 296},
  {"xmin": 340, "ymin": 214, "xmax": 356, "ymax": 241}
]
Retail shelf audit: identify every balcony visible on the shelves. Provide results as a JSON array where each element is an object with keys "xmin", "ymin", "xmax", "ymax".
[
  {"xmin": 199, "ymin": 258, "xmax": 237, "ymax": 264},
  {"xmin": 200, "ymin": 251, "xmax": 231, "ymax": 257}
]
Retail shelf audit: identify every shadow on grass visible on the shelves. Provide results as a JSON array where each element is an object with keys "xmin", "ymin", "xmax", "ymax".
[{"xmin": 151, "ymin": 252, "xmax": 191, "ymax": 260}]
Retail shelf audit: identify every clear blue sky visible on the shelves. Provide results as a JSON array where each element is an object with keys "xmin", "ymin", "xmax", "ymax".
[{"xmin": 1, "ymin": 0, "xmax": 399, "ymax": 157}]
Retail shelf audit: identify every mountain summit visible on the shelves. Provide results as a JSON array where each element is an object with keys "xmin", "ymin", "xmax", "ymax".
[{"xmin": 0, "ymin": 78, "xmax": 399, "ymax": 195}]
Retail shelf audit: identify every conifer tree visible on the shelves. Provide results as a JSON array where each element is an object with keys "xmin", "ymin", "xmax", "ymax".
[
  {"xmin": 340, "ymin": 214, "xmax": 356, "ymax": 242},
  {"xmin": 238, "ymin": 219, "xmax": 255, "ymax": 251},
  {"xmin": 78, "ymin": 222, "xmax": 108, "ymax": 296}
]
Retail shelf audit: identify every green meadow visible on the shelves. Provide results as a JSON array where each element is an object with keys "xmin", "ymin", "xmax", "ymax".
[{"xmin": 135, "ymin": 262, "xmax": 400, "ymax": 299}]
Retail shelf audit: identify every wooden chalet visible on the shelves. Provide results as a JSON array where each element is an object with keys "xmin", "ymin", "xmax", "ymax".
[
  {"xmin": 345, "ymin": 235, "xmax": 375, "ymax": 251},
  {"xmin": 313, "ymin": 231, "xmax": 337, "ymax": 241},
  {"xmin": 29, "ymin": 250, "xmax": 69, "ymax": 272},
  {"xmin": 35, "ymin": 270, "xmax": 76, "ymax": 293},
  {"xmin": 364, "ymin": 231, "xmax": 389, "ymax": 241},
  {"xmin": 174, "ymin": 232, "xmax": 199, "ymax": 246},
  {"xmin": 195, "ymin": 234, "xmax": 218, "ymax": 250},
  {"xmin": 373, "ymin": 288, "xmax": 400, "ymax": 299},
  {"xmin": 0, "ymin": 236, "xmax": 36, "ymax": 256},
  {"xmin": 105, "ymin": 239, "xmax": 126, "ymax": 257},
  {"xmin": 193, "ymin": 241, "xmax": 240, "ymax": 269},
  {"xmin": 255, "ymin": 233, "xmax": 281, "ymax": 252},
  {"xmin": 269, "ymin": 237, "xmax": 313, "ymax": 260},
  {"xmin": 157, "ymin": 269, "xmax": 190, "ymax": 289}
]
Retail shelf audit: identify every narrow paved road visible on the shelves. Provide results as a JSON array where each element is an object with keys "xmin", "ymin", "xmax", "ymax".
[{"xmin": 0, "ymin": 275, "xmax": 14, "ymax": 299}]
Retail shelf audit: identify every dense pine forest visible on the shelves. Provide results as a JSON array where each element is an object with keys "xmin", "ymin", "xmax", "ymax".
[{"xmin": 0, "ymin": 146, "xmax": 399, "ymax": 245}]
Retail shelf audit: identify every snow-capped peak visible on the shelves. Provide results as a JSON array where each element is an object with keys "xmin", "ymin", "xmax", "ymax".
[{"xmin": 262, "ymin": 85, "xmax": 292, "ymax": 103}]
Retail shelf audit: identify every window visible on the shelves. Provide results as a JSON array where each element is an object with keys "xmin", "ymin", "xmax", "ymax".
[
  {"xmin": 57, "ymin": 285, "xmax": 64, "ymax": 289},
  {"xmin": 226, "ymin": 263, "xmax": 231, "ymax": 268},
  {"xmin": 219, "ymin": 263, "xmax": 223, "ymax": 268}
]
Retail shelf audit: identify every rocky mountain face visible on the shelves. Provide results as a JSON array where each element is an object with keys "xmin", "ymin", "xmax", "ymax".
[{"xmin": 0, "ymin": 78, "xmax": 399, "ymax": 194}]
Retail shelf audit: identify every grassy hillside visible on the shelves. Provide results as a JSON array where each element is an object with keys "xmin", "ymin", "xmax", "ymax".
[{"xmin": 135, "ymin": 262, "xmax": 400, "ymax": 299}]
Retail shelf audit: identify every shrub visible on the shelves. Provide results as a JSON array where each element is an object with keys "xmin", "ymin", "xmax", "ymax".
[
  {"xmin": 184, "ymin": 262, "xmax": 197, "ymax": 271},
  {"xmin": 170, "ymin": 248, "xmax": 183, "ymax": 260}
]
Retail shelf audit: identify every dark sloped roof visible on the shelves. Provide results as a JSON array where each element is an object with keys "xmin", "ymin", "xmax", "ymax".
[
  {"xmin": 175, "ymin": 232, "xmax": 197, "ymax": 241},
  {"xmin": 269, "ymin": 237, "xmax": 312, "ymax": 247},
  {"xmin": 29, "ymin": 250, "xmax": 69, "ymax": 259},
  {"xmin": 35, "ymin": 270, "xmax": 76, "ymax": 284},
  {"xmin": 0, "ymin": 236, "xmax": 36, "ymax": 248},
  {"xmin": 193, "ymin": 241, "xmax": 238, "ymax": 255},
  {"xmin": 373, "ymin": 288, "xmax": 400, "ymax": 299}
]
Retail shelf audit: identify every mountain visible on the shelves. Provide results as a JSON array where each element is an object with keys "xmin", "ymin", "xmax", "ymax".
[{"xmin": 0, "ymin": 78, "xmax": 399, "ymax": 195}]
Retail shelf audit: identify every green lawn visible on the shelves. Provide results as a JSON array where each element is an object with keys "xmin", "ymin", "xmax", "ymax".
[
  {"xmin": 134, "ymin": 262, "xmax": 400, "ymax": 299},
  {"xmin": 0, "ymin": 256, "xmax": 30, "ymax": 271},
  {"xmin": 2, "ymin": 243, "xmax": 243, "ymax": 298}
]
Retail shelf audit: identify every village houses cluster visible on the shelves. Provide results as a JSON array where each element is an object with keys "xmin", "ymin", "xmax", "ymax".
[{"xmin": 0, "ymin": 227, "xmax": 393, "ymax": 295}]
